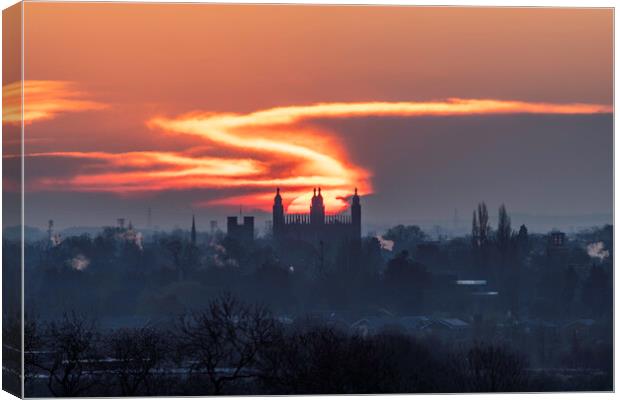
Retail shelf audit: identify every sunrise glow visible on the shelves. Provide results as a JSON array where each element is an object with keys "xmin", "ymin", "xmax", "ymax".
[
  {"xmin": 2, "ymin": 80, "xmax": 106, "ymax": 125},
  {"xmin": 21, "ymin": 97, "xmax": 611, "ymax": 213}
]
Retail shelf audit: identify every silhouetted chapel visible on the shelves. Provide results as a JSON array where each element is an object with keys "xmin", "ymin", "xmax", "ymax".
[{"xmin": 272, "ymin": 187, "xmax": 361, "ymax": 246}]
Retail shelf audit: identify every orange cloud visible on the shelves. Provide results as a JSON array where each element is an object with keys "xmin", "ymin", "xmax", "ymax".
[
  {"xmin": 2, "ymin": 80, "xmax": 107, "ymax": 125},
  {"xmin": 26, "ymin": 98, "xmax": 611, "ymax": 214},
  {"xmin": 149, "ymin": 98, "xmax": 610, "ymax": 211},
  {"xmin": 152, "ymin": 98, "xmax": 612, "ymax": 132},
  {"xmin": 23, "ymin": 150, "xmax": 267, "ymax": 193}
]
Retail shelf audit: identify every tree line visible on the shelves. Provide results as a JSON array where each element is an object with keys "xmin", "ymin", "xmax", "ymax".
[{"xmin": 20, "ymin": 293, "xmax": 611, "ymax": 397}]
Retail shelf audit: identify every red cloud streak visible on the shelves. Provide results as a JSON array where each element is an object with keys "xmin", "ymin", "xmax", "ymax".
[{"xmin": 20, "ymin": 98, "xmax": 611, "ymax": 213}]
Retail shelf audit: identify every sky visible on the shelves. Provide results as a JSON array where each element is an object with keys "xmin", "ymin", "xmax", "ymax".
[{"xmin": 3, "ymin": 4, "xmax": 613, "ymax": 233}]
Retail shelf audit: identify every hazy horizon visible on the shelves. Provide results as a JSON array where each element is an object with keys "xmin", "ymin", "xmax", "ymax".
[{"xmin": 2, "ymin": 4, "xmax": 612, "ymax": 232}]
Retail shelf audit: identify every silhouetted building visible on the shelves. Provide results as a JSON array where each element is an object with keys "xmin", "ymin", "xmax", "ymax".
[
  {"xmin": 549, "ymin": 230, "xmax": 565, "ymax": 247},
  {"xmin": 227, "ymin": 216, "xmax": 254, "ymax": 242},
  {"xmin": 547, "ymin": 230, "xmax": 568, "ymax": 265},
  {"xmin": 272, "ymin": 187, "xmax": 361, "ymax": 247},
  {"xmin": 191, "ymin": 215, "xmax": 197, "ymax": 245}
]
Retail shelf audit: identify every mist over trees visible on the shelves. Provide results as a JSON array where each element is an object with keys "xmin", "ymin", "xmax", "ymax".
[{"xmin": 4, "ymin": 201, "xmax": 613, "ymax": 395}]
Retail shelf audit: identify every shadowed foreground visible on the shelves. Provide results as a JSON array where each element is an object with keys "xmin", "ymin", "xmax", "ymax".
[{"xmin": 19, "ymin": 293, "xmax": 612, "ymax": 397}]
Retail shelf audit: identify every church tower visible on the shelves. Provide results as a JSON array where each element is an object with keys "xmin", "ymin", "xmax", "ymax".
[
  {"xmin": 191, "ymin": 215, "xmax": 197, "ymax": 245},
  {"xmin": 351, "ymin": 188, "xmax": 361, "ymax": 238},
  {"xmin": 272, "ymin": 187, "xmax": 284, "ymax": 236},
  {"xmin": 271, "ymin": 187, "xmax": 361, "ymax": 245},
  {"xmin": 310, "ymin": 187, "xmax": 325, "ymax": 225}
]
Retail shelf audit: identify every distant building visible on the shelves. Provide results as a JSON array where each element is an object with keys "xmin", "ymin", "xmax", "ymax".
[
  {"xmin": 272, "ymin": 187, "xmax": 361, "ymax": 247},
  {"xmin": 191, "ymin": 215, "xmax": 197, "ymax": 245},
  {"xmin": 547, "ymin": 230, "xmax": 568, "ymax": 264},
  {"xmin": 548, "ymin": 230, "xmax": 566, "ymax": 247},
  {"xmin": 227, "ymin": 216, "xmax": 254, "ymax": 242}
]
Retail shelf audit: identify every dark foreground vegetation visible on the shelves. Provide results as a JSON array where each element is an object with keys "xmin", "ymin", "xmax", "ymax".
[
  {"xmin": 2, "ymin": 203, "xmax": 613, "ymax": 395},
  {"xmin": 7, "ymin": 293, "xmax": 610, "ymax": 397}
]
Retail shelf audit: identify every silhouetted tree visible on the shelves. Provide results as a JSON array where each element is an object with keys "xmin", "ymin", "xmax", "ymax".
[
  {"xmin": 471, "ymin": 211, "xmax": 479, "ymax": 248},
  {"xmin": 516, "ymin": 224, "xmax": 529, "ymax": 260},
  {"xmin": 176, "ymin": 293, "xmax": 277, "ymax": 394},
  {"xmin": 24, "ymin": 315, "xmax": 41, "ymax": 388},
  {"xmin": 384, "ymin": 251, "xmax": 429, "ymax": 288},
  {"xmin": 560, "ymin": 266, "xmax": 578, "ymax": 313},
  {"xmin": 497, "ymin": 204, "xmax": 512, "ymax": 258},
  {"xmin": 581, "ymin": 264, "xmax": 612, "ymax": 316},
  {"xmin": 383, "ymin": 225, "xmax": 427, "ymax": 256},
  {"xmin": 384, "ymin": 251, "xmax": 429, "ymax": 311},
  {"xmin": 160, "ymin": 237, "xmax": 186, "ymax": 280},
  {"xmin": 36, "ymin": 312, "xmax": 100, "ymax": 397},
  {"xmin": 452, "ymin": 343, "xmax": 529, "ymax": 392},
  {"xmin": 496, "ymin": 205, "xmax": 519, "ymax": 314},
  {"xmin": 361, "ymin": 236, "xmax": 383, "ymax": 276},
  {"xmin": 476, "ymin": 203, "xmax": 490, "ymax": 245},
  {"xmin": 258, "ymin": 327, "xmax": 403, "ymax": 394},
  {"xmin": 471, "ymin": 203, "xmax": 490, "ymax": 248},
  {"xmin": 107, "ymin": 326, "xmax": 168, "ymax": 395},
  {"xmin": 471, "ymin": 202, "xmax": 490, "ymax": 272},
  {"xmin": 3, "ymin": 311, "xmax": 22, "ymax": 395}
]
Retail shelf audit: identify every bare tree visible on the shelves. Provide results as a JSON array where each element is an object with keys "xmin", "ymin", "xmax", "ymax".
[
  {"xmin": 3, "ymin": 312, "xmax": 22, "ymax": 395},
  {"xmin": 472, "ymin": 202, "xmax": 490, "ymax": 248},
  {"xmin": 36, "ymin": 312, "xmax": 101, "ymax": 397},
  {"xmin": 107, "ymin": 326, "xmax": 168, "ymax": 396},
  {"xmin": 176, "ymin": 293, "xmax": 277, "ymax": 394},
  {"xmin": 471, "ymin": 202, "xmax": 491, "ymax": 273},
  {"xmin": 24, "ymin": 315, "xmax": 42, "ymax": 389},
  {"xmin": 161, "ymin": 237, "xmax": 185, "ymax": 280},
  {"xmin": 257, "ymin": 326, "xmax": 346, "ymax": 394},
  {"xmin": 471, "ymin": 211, "xmax": 480, "ymax": 247},
  {"xmin": 477, "ymin": 203, "xmax": 490, "ymax": 244},
  {"xmin": 257, "ymin": 328, "xmax": 442, "ymax": 394},
  {"xmin": 454, "ymin": 343, "xmax": 529, "ymax": 392},
  {"xmin": 497, "ymin": 204, "xmax": 512, "ymax": 258}
]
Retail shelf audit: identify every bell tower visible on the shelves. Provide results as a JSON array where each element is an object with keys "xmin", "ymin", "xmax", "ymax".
[
  {"xmin": 310, "ymin": 187, "xmax": 325, "ymax": 225},
  {"xmin": 351, "ymin": 188, "xmax": 361, "ymax": 238},
  {"xmin": 272, "ymin": 188, "xmax": 284, "ymax": 237}
]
